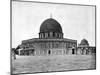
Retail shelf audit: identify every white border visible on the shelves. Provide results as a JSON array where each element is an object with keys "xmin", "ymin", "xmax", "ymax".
[{"xmin": 0, "ymin": 0, "xmax": 100, "ymax": 75}]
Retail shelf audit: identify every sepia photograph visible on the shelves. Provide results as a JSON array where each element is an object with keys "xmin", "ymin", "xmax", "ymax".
[{"xmin": 11, "ymin": 0, "xmax": 96, "ymax": 74}]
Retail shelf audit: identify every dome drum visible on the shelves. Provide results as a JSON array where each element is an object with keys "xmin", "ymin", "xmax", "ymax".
[
  {"xmin": 39, "ymin": 18, "xmax": 63, "ymax": 39},
  {"xmin": 39, "ymin": 32, "xmax": 63, "ymax": 39}
]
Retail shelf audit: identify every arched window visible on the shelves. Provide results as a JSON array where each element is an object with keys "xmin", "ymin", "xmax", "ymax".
[
  {"xmin": 53, "ymin": 32, "xmax": 55, "ymax": 37},
  {"xmin": 48, "ymin": 50, "xmax": 51, "ymax": 54},
  {"xmin": 48, "ymin": 33, "xmax": 50, "ymax": 38}
]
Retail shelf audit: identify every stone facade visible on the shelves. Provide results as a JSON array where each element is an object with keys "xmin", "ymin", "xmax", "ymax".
[
  {"xmin": 19, "ymin": 18, "xmax": 78, "ymax": 56},
  {"xmin": 77, "ymin": 39, "xmax": 96, "ymax": 55},
  {"xmin": 19, "ymin": 38, "xmax": 77, "ymax": 55},
  {"xmin": 18, "ymin": 18, "xmax": 95, "ymax": 56},
  {"xmin": 77, "ymin": 46, "xmax": 96, "ymax": 55}
]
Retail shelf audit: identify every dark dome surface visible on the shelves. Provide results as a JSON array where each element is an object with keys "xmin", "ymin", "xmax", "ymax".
[
  {"xmin": 80, "ymin": 39, "xmax": 89, "ymax": 46},
  {"xmin": 40, "ymin": 18, "xmax": 62, "ymax": 33}
]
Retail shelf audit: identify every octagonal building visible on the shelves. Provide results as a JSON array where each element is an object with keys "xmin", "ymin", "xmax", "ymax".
[{"xmin": 19, "ymin": 18, "xmax": 77, "ymax": 55}]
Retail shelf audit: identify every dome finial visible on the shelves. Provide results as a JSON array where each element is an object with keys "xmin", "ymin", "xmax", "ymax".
[{"xmin": 50, "ymin": 13, "xmax": 52, "ymax": 18}]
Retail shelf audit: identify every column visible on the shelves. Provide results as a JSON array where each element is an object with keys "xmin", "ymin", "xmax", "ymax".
[
  {"xmin": 58, "ymin": 33, "xmax": 60, "ymax": 38},
  {"xmin": 34, "ymin": 50, "xmax": 36, "ymax": 55},
  {"xmin": 19, "ymin": 49, "xmax": 21, "ymax": 55},
  {"xmin": 55, "ymin": 33, "xmax": 57, "ymax": 38},
  {"xmin": 45, "ymin": 33, "xmax": 47, "ymax": 38},
  {"xmin": 43, "ymin": 33, "xmax": 45, "ymax": 38},
  {"xmin": 50, "ymin": 32, "xmax": 53, "ymax": 38},
  {"xmin": 41, "ymin": 33, "xmax": 43, "ymax": 38},
  {"xmin": 41, "ymin": 33, "xmax": 42, "ymax": 38},
  {"xmin": 50, "ymin": 42, "xmax": 52, "ymax": 49},
  {"xmin": 81, "ymin": 48, "xmax": 84, "ymax": 55}
]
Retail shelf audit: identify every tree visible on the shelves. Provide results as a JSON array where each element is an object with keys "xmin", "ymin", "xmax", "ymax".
[
  {"xmin": 11, "ymin": 48, "xmax": 16, "ymax": 59},
  {"xmin": 15, "ymin": 45, "xmax": 21, "ymax": 55}
]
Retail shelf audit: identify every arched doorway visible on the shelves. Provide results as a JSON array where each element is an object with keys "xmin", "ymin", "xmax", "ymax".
[
  {"xmin": 48, "ymin": 50, "xmax": 51, "ymax": 55},
  {"xmin": 31, "ymin": 49, "xmax": 35, "ymax": 55},
  {"xmin": 72, "ymin": 48, "xmax": 75, "ymax": 54}
]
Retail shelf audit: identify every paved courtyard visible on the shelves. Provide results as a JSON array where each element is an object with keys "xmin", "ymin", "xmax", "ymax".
[{"xmin": 12, "ymin": 55, "xmax": 96, "ymax": 74}]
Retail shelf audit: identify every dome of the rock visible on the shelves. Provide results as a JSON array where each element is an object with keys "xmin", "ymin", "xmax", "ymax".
[{"xmin": 40, "ymin": 18, "xmax": 62, "ymax": 33}]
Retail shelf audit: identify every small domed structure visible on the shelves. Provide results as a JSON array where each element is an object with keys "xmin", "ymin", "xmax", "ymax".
[
  {"xmin": 39, "ymin": 18, "xmax": 63, "ymax": 39},
  {"xmin": 80, "ymin": 39, "xmax": 89, "ymax": 46}
]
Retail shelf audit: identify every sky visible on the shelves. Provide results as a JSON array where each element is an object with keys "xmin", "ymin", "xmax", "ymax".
[{"xmin": 12, "ymin": 1, "xmax": 96, "ymax": 48}]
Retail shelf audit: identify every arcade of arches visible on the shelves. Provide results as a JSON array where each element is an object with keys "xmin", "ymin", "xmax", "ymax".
[{"xmin": 18, "ymin": 18, "xmax": 95, "ymax": 56}]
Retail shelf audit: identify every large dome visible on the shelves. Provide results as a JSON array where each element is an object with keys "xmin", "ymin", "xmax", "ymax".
[{"xmin": 40, "ymin": 18, "xmax": 63, "ymax": 33}]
